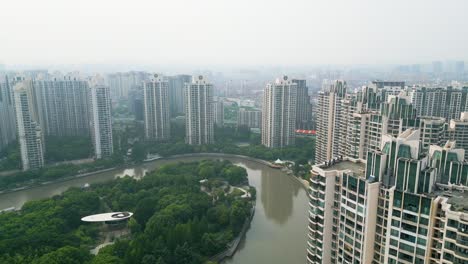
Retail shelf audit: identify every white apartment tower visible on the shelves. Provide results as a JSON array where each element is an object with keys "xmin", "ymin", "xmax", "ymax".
[
  {"xmin": 184, "ymin": 75, "xmax": 214, "ymax": 145},
  {"xmin": 410, "ymin": 86, "xmax": 468, "ymax": 121},
  {"xmin": 13, "ymin": 81, "xmax": 45, "ymax": 170},
  {"xmin": 143, "ymin": 74, "xmax": 170, "ymax": 141},
  {"xmin": 261, "ymin": 76, "xmax": 297, "ymax": 148},
  {"xmin": 89, "ymin": 85, "xmax": 113, "ymax": 159},
  {"xmin": 315, "ymin": 80, "xmax": 347, "ymax": 163}
]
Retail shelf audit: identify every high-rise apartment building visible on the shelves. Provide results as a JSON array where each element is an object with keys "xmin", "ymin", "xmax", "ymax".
[
  {"xmin": 169, "ymin": 75, "xmax": 191, "ymax": 117},
  {"xmin": 34, "ymin": 78, "xmax": 90, "ymax": 137},
  {"xmin": 308, "ymin": 128, "xmax": 468, "ymax": 264},
  {"xmin": 0, "ymin": 77, "xmax": 17, "ymax": 153},
  {"xmin": 89, "ymin": 85, "xmax": 113, "ymax": 159},
  {"xmin": 370, "ymin": 93, "xmax": 419, "ymax": 152},
  {"xmin": 315, "ymin": 80, "xmax": 347, "ymax": 163},
  {"xmin": 13, "ymin": 81, "xmax": 45, "ymax": 170},
  {"xmin": 446, "ymin": 112, "xmax": 468, "ymax": 160},
  {"xmin": 261, "ymin": 76, "xmax": 297, "ymax": 148},
  {"xmin": 419, "ymin": 116, "xmax": 446, "ymax": 153},
  {"xmin": 237, "ymin": 108, "xmax": 262, "ymax": 129},
  {"xmin": 309, "ymin": 79, "xmax": 468, "ymax": 263},
  {"xmin": 411, "ymin": 86, "xmax": 468, "ymax": 121},
  {"xmin": 108, "ymin": 71, "xmax": 147, "ymax": 100},
  {"xmin": 184, "ymin": 75, "xmax": 214, "ymax": 145},
  {"xmin": 369, "ymin": 132, "xmax": 467, "ymax": 264},
  {"xmin": 307, "ymin": 156, "xmax": 374, "ymax": 264},
  {"xmin": 143, "ymin": 74, "xmax": 170, "ymax": 141},
  {"xmin": 292, "ymin": 79, "xmax": 313, "ymax": 130},
  {"xmin": 213, "ymin": 100, "xmax": 224, "ymax": 126}
]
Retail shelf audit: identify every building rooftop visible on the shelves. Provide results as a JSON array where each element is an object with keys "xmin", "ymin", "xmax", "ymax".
[
  {"xmin": 319, "ymin": 159, "xmax": 366, "ymax": 178},
  {"xmin": 433, "ymin": 185, "xmax": 468, "ymax": 213},
  {"xmin": 447, "ymin": 192, "xmax": 468, "ymax": 212}
]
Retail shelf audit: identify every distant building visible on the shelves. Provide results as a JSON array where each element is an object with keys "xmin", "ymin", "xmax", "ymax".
[
  {"xmin": 169, "ymin": 75, "xmax": 191, "ymax": 117},
  {"xmin": 410, "ymin": 86, "xmax": 468, "ymax": 121},
  {"xmin": 108, "ymin": 72, "xmax": 148, "ymax": 100},
  {"xmin": 292, "ymin": 79, "xmax": 313, "ymax": 130},
  {"xmin": 184, "ymin": 75, "xmax": 214, "ymax": 145},
  {"xmin": 143, "ymin": 74, "xmax": 171, "ymax": 141},
  {"xmin": 128, "ymin": 89, "xmax": 144, "ymax": 121},
  {"xmin": 432, "ymin": 61, "xmax": 443, "ymax": 73},
  {"xmin": 237, "ymin": 108, "xmax": 261, "ymax": 129},
  {"xmin": 133, "ymin": 98, "xmax": 144, "ymax": 121},
  {"xmin": 455, "ymin": 61, "xmax": 465, "ymax": 74},
  {"xmin": 446, "ymin": 112, "xmax": 468, "ymax": 160},
  {"xmin": 262, "ymin": 76, "xmax": 297, "ymax": 148},
  {"xmin": 34, "ymin": 77, "xmax": 90, "ymax": 137},
  {"xmin": 13, "ymin": 81, "xmax": 45, "ymax": 170},
  {"xmin": 0, "ymin": 77, "xmax": 17, "ymax": 153},
  {"xmin": 213, "ymin": 100, "xmax": 224, "ymax": 126},
  {"xmin": 89, "ymin": 85, "xmax": 113, "ymax": 159}
]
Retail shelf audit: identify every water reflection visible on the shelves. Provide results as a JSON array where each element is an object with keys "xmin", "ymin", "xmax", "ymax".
[
  {"xmin": 260, "ymin": 168, "xmax": 298, "ymax": 225},
  {"xmin": 225, "ymin": 159, "xmax": 308, "ymax": 264}
]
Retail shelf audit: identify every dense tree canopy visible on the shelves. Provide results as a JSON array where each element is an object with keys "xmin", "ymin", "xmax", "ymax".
[
  {"xmin": 0, "ymin": 141, "xmax": 21, "ymax": 171},
  {"xmin": 45, "ymin": 136, "xmax": 93, "ymax": 162},
  {"xmin": 0, "ymin": 160, "xmax": 253, "ymax": 264},
  {"xmin": 143, "ymin": 135, "xmax": 315, "ymax": 167}
]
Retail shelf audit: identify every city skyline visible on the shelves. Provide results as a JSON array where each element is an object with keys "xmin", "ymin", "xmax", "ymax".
[{"xmin": 1, "ymin": 1, "xmax": 468, "ymax": 261}]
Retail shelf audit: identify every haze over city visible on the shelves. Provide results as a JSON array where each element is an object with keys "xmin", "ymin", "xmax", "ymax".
[{"xmin": 2, "ymin": 0, "xmax": 468, "ymax": 67}]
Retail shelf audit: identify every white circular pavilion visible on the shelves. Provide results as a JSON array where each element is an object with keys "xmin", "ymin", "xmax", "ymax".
[{"xmin": 81, "ymin": 212, "xmax": 133, "ymax": 223}]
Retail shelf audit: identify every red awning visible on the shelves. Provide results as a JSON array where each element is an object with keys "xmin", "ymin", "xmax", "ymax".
[{"xmin": 295, "ymin": 129, "xmax": 316, "ymax": 135}]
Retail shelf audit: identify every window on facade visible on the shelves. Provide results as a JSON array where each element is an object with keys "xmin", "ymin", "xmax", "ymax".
[
  {"xmin": 419, "ymin": 217, "xmax": 429, "ymax": 225},
  {"xmin": 393, "ymin": 191, "xmax": 402, "ymax": 207},
  {"xmin": 420, "ymin": 197, "xmax": 431, "ymax": 215},
  {"xmin": 448, "ymin": 219, "xmax": 458, "ymax": 228},
  {"xmin": 400, "ymin": 232, "xmax": 416, "ymax": 243}
]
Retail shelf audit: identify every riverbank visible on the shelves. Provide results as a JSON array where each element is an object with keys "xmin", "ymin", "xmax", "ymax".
[
  {"xmin": 0, "ymin": 166, "xmax": 119, "ymax": 195},
  {"xmin": 160, "ymin": 153, "xmax": 309, "ymax": 190},
  {"xmin": 0, "ymin": 153, "xmax": 309, "ymax": 195},
  {"xmin": 211, "ymin": 201, "xmax": 256, "ymax": 263}
]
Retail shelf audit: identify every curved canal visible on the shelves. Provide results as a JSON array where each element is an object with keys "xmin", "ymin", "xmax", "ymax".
[{"xmin": 0, "ymin": 155, "xmax": 309, "ymax": 264}]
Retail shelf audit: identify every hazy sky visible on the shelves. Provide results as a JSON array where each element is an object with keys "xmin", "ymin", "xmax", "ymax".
[{"xmin": 1, "ymin": 0, "xmax": 467, "ymax": 66}]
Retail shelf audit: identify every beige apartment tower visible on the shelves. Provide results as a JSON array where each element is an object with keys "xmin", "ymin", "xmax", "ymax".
[{"xmin": 261, "ymin": 76, "xmax": 297, "ymax": 148}]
